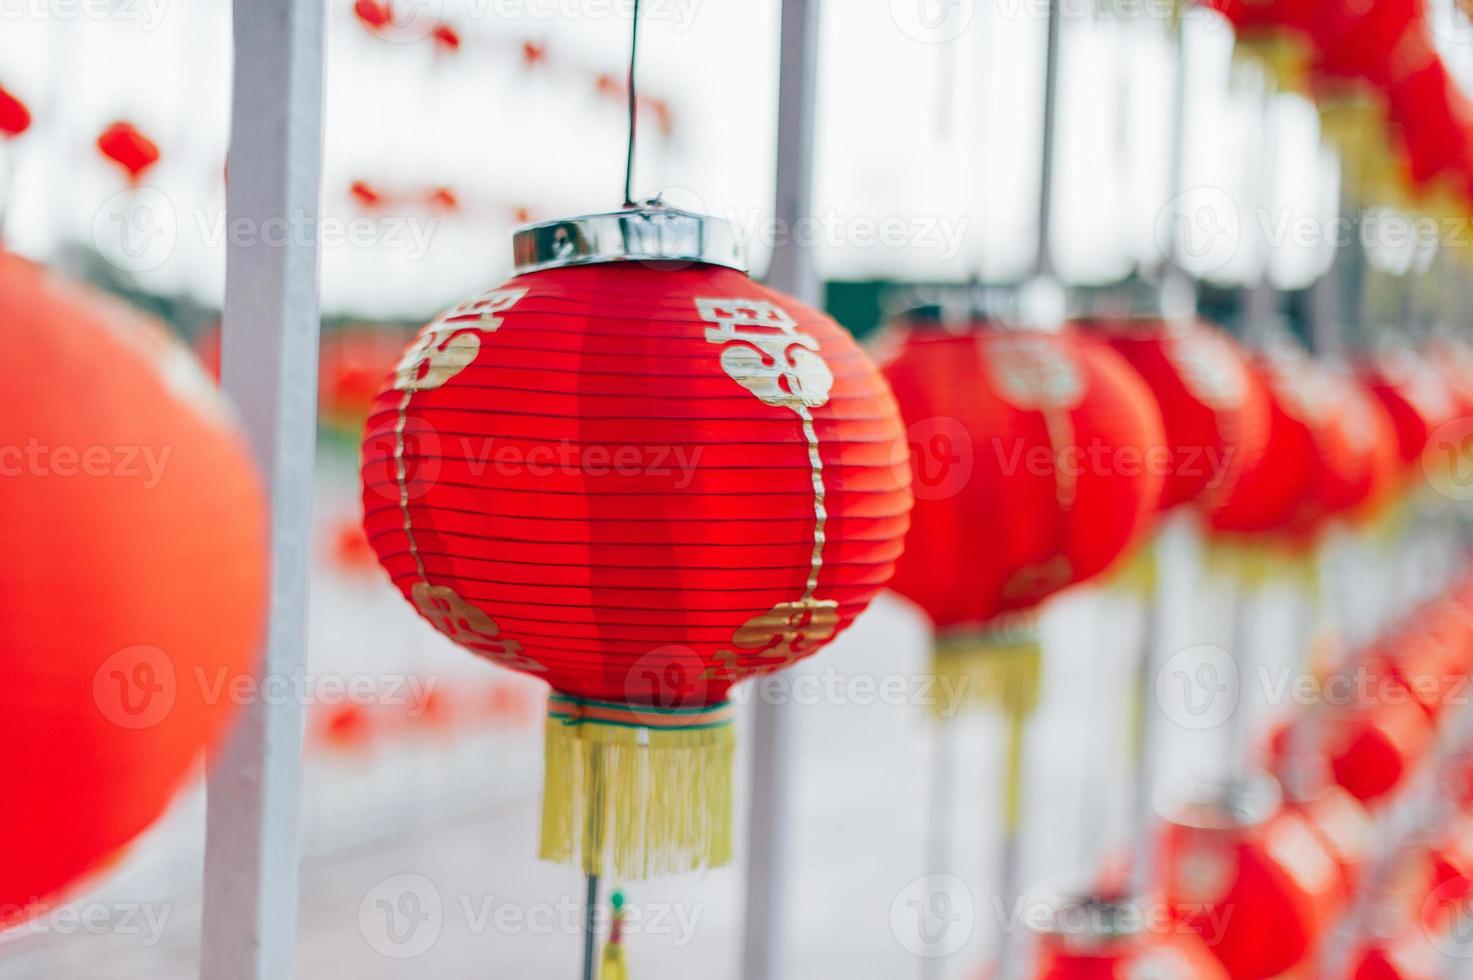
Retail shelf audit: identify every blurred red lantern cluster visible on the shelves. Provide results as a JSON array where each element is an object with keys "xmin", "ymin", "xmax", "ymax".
[{"xmin": 882, "ymin": 319, "xmax": 1164, "ymax": 639}]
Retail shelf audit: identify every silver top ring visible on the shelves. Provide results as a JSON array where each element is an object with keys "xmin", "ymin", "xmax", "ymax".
[{"xmin": 512, "ymin": 206, "xmax": 746, "ymax": 274}]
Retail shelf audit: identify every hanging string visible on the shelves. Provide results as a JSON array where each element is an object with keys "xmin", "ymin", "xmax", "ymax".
[{"xmin": 622, "ymin": 0, "xmax": 642, "ymax": 207}]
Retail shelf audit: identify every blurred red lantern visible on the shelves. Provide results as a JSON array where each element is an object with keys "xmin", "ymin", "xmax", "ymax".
[
  {"xmin": 1158, "ymin": 779, "xmax": 1341, "ymax": 978},
  {"xmin": 352, "ymin": 0, "xmax": 391, "ymax": 31},
  {"xmin": 431, "ymin": 22, "xmax": 461, "ymax": 53},
  {"xmin": 0, "ymin": 84, "xmax": 30, "ymax": 138},
  {"xmin": 1031, "ymin": 894, "xmax": 1229, "ymax": 979},
  {"xmin": 881, "ymin": 320, "xmax": 1164, "ymax": 636},
  {"xmin": 1319, "ymin": 372, "xmax": 1402, "ymax": 521},
  {"xmin": 96, "ymin": 121, "xmax": 160, "ymax": 184},
  {"xmin": 0, "ymin": 252, "xmax": 267, "ymax": 923},
  {"xmin": 360, "ymin": 209, "xmax": 911, "ymax": 877},
  {"xmin": 1325, "ymin": 696, "xmax": 1434, "ymax": 804},
  {"xmin": 349, "ymin": 179, "xmax": 383, "ymax": 209},
  {"xmin": 1208, "ymin": 345, "xmax": 1373, "ymax": 542},
  {"xmin": 427, "ymin": 185, "xmax": 460, "ymax": 212},
  {"xmin": 1096, "ymin": 317, "xmax": 1268, "ymax": 514},
  {"xmin": 1360, "ymin": 349, "xmax": 1457, "ymax": 475}
]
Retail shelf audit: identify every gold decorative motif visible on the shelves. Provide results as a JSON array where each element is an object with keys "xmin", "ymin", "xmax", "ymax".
[
  {"xmin": 696, "ymin": 297, "xmax": 839, "ymax": 681},
  {"xmin": 411, "ymin": 582, "xmax": 544, "ymax": 673},
  {"xmin": 695, "ymin": 298, "xmax": 834, "ymax": 413},
  {"xmin": 985, "ymin": 334, "xmax": 1084, "ymax": 412},
  {"xmin": 983, "ymin": 335, "xmax": 1084, "ymax": 509},
  {"xmin": 1167, "ymin": 333, "xmax": 1246, "ymax": 411},
  {"xmin": 393, "ymin": 287, "xmax": 528, "ymax": 392},
  {"xmin": 705, "ymin": 597, "xmax": 841, "ymax": 680}
]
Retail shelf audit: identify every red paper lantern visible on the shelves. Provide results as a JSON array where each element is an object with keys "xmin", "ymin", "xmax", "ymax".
[
  {"xmin": 1158, "ymin": 779, "xmax": 1341, "ymax": 978},
  {"xmin": 96, "ymin": 121, "xmax": 160, "ymax": 184},
  {"xmin": 0, "ymin": 252, "xmax": 267, "ymax": 922},
  {"xmin": 1208, "ymin": 345, "xmax": 1365, "ymax": 541},
  {"xmin": 1096, "ymin": 317, "xmax": 1268, "ymax": 514},
  {"xmin": 1351, "ymin": 931, "xmax": 1443, "ymax": 980},
  {"xmin": 352, "ymin": 0, "xmax": 391, "ymax": 31},
  {"xmin": 1291, "ymin": 784, "xmax": 1373, "ymax": 901},
  {"xmin": 1361, "ymin": 349, "xmax": 1457, "ymax": 475},
  {"xmin": 1325, "ymin": 696, "xmax": 1433, "ymax": 804},
  {"xmin": 881, "ymin": 320, "xmax": 1164, "ymax": 637},
  {"xmin": 360, "ymin": 208, "xmax": 911, "ymax": 877},
  {"xmin": 0, "ymin": 84, "xmax": 30, "ymax": 138},
  {"xmin": 430, "ymin": 22, "xmax": 461, "ymax": 53}
]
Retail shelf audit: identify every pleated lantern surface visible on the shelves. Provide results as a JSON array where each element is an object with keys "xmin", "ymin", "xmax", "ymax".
[
  {"xmin": 0, "ymin": 252, "xmax": 267, "ymax": 922},
  {"xmin": 360, "ymin": 209, "xmax": 912, "ymax": 878},
  {"xmin": 880, "ymin": 320, "xmax": 1163, "ymax": 711},
  {"xmin": 1097, "ymin": 317, "xmax": 1269, "ymax": 514}
]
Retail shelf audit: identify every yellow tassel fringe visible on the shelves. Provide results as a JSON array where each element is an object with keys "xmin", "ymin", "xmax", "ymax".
[
  {"xmin": 930, "ymin": 616, "xmax": 1043, "ymax": 721},
  {"xmin": 539, "ymin": 706, "xmax": 734, "ymax": 879},
  {"xmin": 600, "ymin": 943, "xmax": 628, "ymax": 980}
]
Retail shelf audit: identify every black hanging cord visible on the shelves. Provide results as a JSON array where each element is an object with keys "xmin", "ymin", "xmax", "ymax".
[{"xmin": 622, "ymin": 0, "xmax": 642, "ymax": 207}]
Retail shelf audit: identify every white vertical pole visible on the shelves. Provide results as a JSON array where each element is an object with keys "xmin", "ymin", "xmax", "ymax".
[
  {"xmin": 742, "ymin": 1, "xmax": 819, "ymax": 978},
  {"xmin": 200, "ymin": 0, "xmax": 324, "ymax": 977}
]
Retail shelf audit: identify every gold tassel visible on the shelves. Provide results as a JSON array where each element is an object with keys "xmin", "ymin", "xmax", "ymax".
[
  {"xmin": 929, "ymin": 614, "xmax": 1043, "ymax": 720},
  {"xmin": 539, "ymin": 696, "xmax": 735, "ymax": 879}
]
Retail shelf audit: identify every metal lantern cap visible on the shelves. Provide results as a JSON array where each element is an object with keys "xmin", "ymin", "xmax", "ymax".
[
  {"xmin": 512, "ymin": 206, "xmax": 746, "ymax": 274},
  {"xmin": 1035, "ymin": 892, "xmax": 1145, "ymax": 946}
]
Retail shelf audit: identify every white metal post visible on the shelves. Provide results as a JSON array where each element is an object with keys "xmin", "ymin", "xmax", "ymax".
[
  {"xmin": 742, "ymin": 1, "xmax": 820, "ymax": 978},
  {"xmin": 199, "ymin": 0, "xmax": 324, "ymax": 977}
]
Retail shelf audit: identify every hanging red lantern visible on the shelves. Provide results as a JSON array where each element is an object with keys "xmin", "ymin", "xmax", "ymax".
[
  {"xmin": 427, "ymin": 185, "xmax": 460, "ymax": 212},
  {"xmin": 430, "ymin": 22, "xmax": 461, "ymax": 54},
  {"xmin": 1318, "ymin": 371, "xmax": 1402, "ymax": 522},
  {"xmin": 360, "ymin": 208, "xmax": 912, "ymax": 877},
  {"xmin": 1360, "ymin": 348, "xmax": 1457, "ymax": 477},
  {"xmin": 0, "ymin": 251, "xmax": 267, "ymax": 923},
  {"xmin": 352, "ymin": 0, "xmax": 391, "ymax": 32},
  {"xmin": 1030, "ymin": 894, "xmax": 1229, "ymax": 979},
  {"xmin": 96, "ymin": 121, "xmax": 160, "ymax": 185},
  {"xmin": 1158, "ymin": 778, "xmax": 1341, "ymax": 979},
  {"xmin": 349, "ymin": 179, "xmax": 383, "ymax": 210},
  {"xmin": 0, "ymin": 84, "xmax": 30, "ymax": 138},
  {"xmin": 1325, "ymin": 696, "xmax": 1434, "ymax": 804},
  {"xmin": 881, "ymin": 319, "xmax": 1164, "ymax": 637},
  {"xmin": 1095, "ymin": 317, "xmax": 1268, "ymax": 514}
]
